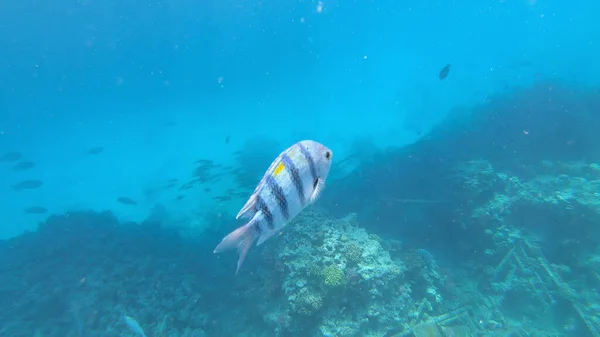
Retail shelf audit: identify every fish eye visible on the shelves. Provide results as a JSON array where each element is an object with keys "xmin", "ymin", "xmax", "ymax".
[{"xmin": 325, "ymin": 151, "xmax": 331, "ymax": 160}]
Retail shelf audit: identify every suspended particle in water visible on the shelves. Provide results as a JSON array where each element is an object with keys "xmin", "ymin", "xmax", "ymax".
[{"xmin": 316, "ymin": 1, "xmax": 324, "ymax": 13}]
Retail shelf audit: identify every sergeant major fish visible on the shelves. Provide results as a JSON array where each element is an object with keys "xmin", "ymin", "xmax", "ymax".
[{"xmin": 214, "ymin": 140, "xmax": 333, "ymax": 273}]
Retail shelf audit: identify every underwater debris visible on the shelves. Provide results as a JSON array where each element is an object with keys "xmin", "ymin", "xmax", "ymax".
[
  {"xmin": 491, "ymin": 236, "xmax": 600, "ymax": 336},
  {"xmin": 12, "ymin": 179, "xmax": 43, "ymax": 190}
]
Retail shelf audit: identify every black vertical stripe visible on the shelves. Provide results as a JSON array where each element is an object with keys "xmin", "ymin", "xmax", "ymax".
[
  {"xmin": 297, "ymin": 143, "xmax": 318, "ymax": 182},
  {"xmin": 256, "ymin": 195, "xmax": 274, "ymax": 229},
  {"xmin": 252, "ymin": 221, "xmax": 262, "ymax": 235},
  {"xmin": 282, "ymin": 153, "xmax": 305, "ymax": 205},
  {"xmin": 266, "ymin": 175, "xmax": 289, "ymax": 221}
]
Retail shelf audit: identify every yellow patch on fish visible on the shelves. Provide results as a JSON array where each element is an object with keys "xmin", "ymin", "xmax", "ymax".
[{"xmin": 274, "ymin": 162, "xmax": 285, "ymax": 176}]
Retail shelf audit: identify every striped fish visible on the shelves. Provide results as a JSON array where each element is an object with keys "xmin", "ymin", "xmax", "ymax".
[{"xmin": 214, "ymin": 140, "xmax": 333, "ymax": 273}]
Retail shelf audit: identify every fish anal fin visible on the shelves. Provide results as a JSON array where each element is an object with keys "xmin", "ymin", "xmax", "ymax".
[
  {"xmin": 236, "ymin": 194, "xmax": 257, "ymax": 219},
  {"xmin": 256, "ymin": 228, "xmax": 279, "ymax": 246}
]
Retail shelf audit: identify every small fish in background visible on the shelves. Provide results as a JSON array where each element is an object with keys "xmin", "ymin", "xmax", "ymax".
[
  {"xmin": 164, "ymin": 182, "xmax": 177, "ymax": 189},
  {"xmin": 213, "ymin": 195, "xmax": 231, "ymax": 202},
  {"xmin": 439, "ymin": 64, "xmax": 451, "ymax": 80},
  {"xmin": 123, "ymin": 315, "xmax": 147, "ymax": 337},
  {"xmin": 87, "ymin": 147, "xmax": 103, "ymax": 155},
  {"xmin": 12, "ymin": 161, "xmax": 36, "ymax": 172},
  {"xmin": 214, "ymin": 140, "xmax": 333, "ymax": 273},
  {"xmin": 179, "ymin": 183, "xmax": 194, "ymax": 191},
  {"xmin": 204, "ymin": 187, "xmax": 211, "ymax": 192},
  {"xmin": 175, "ymin": 195, "xmax": 185, "ymax": 201},
  {"xmin": 24, "ymin": 206, "xmax": 48, "ymax": 214},
  {"xmin": 12, "ymin": 179, "xmax": 43, "ymax": 191},
  {"xmin": 0, "ymin": 152, "xmax": 23, "ymax": 162},
  {"xmin": 225, "ymin": 135, "xmax": 231, "ymax": 144},
  {"xmin": 117, "ymin": 197, "xmax": 137, "ymax": 205}
]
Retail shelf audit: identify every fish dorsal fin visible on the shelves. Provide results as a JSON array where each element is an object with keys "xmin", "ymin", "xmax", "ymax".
[
  {"xmin": 236, "ymin": 153, "xmax": 285, "ymax": 219},
  {"xmin": 309, "ymin": 178, "xmax": 325, "ymax": 204}
]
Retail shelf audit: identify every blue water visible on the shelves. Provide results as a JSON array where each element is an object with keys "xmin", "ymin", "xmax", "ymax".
[{"xmin": 1, "ymin": 0, "xmax": 599, "ymax": 336}]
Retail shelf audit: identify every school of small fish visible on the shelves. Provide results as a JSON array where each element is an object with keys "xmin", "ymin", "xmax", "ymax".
[
  {"xmin": 2, "ymin": 140, "xmax": 334, "ymax": 276},
  {"xmin": 214, "ymin": 140, "xmax": 333, "ymax": 273}
]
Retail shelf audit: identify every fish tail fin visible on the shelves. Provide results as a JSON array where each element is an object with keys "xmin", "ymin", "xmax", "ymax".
[{"xmin": 214, "ymin": 221, "xmax": 257, "ymax": 274}]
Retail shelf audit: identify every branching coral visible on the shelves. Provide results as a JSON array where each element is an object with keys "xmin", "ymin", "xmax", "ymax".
[
  {"xmin": 344, "ymin": 242, "xmax": 363, "ymax": 264},
  {"xmin": 292, "ymin": 288, "xmax": 323, "ymax": 316},
  {"xmin": 322, "ymin": 266, "xmax": 346, "ymax": 288}
]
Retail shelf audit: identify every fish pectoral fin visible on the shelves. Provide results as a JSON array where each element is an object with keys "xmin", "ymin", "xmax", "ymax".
[
  {"xmin": 236, "ymin": 194, "xmax": 257, "ymax": 219},
  {"xmin": 309, "ymin": 178, "xmax": 325, "ymax": 203}
]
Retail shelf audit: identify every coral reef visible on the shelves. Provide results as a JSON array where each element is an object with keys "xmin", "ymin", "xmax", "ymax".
[
  {"xmin": 256, "ymin": 210, "xmax": 458, "ymax": 337},
  {"xmin": 0, "ymin": 211, "xmax": 214, "ymax": 337},
  {"xmin": 0, "ymin": 208, "xmax": 466, "ymax": 337},
  {"xmin": 4, "ymin": 163, "xmax": 600, "ymax": 336},
  {"xmin": 453, "ymin": 159, "xmax": 600, "ymax": 336}
]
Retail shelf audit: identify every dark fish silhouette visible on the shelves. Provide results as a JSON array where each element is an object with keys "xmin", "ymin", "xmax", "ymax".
[
  {"xmin": 87, "ymin": 147, "xmax": 103, "ymax": 155},
  {"xmin": 1, "ymin": 152, "xmax": 23, "ymax": 162},
  {"xmin": 225, "ymin": 135, "xmax": 231, "ymax": 144},
  {"xmin": 213, "ymin": 195, "xmax": 231, "ymax": 202},
  {"xmin": 179, "ymin": 183, "xmax": 195, "ymax": 191},
  {"xmin": 439, "ymin": 64, "xmax": 451, "ymax": 80},
  {"xmin": 175, "ymin": 195, "xmax": 185, "ymax": 201},
  {"xmin": 117, "ymin": 197, "xmax": 137, "ymax": 205},
  {"xmin": 24, "ymin": 206, "xmax": 48, "ymax": 214},
  {"xmin": 12, "ymin": 180, "xmax": 43, "ymax": 190},
  {"xmin": 164, "ymin": 182, "xmax": 177, "ymax": 189},
  {"xmin": 13, "ymin": 161, "xmax": 36, "ymax": 172}
]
